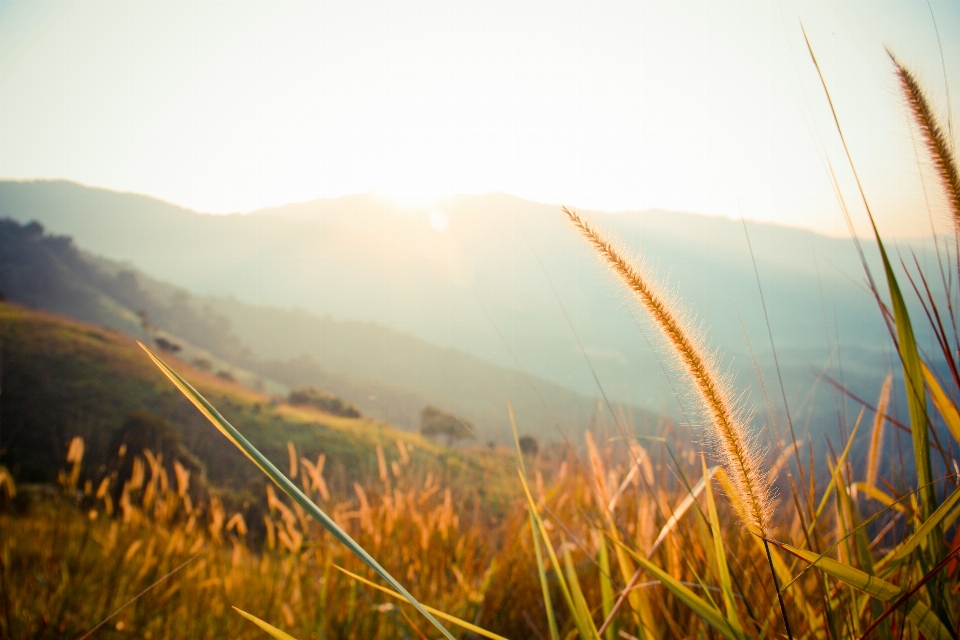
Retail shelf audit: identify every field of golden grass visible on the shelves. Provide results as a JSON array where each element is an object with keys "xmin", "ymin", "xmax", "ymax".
[{"xmin": 3, "ymin": 43, "xmax": 960, "ymax": 640}]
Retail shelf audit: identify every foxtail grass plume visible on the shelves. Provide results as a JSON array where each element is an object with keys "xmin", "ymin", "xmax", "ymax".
[
  {"xmin": 890, "ymin": 51, "xmax": 960, "ymax": 229},
  {"xmin": 563, "ymin": 207, "xmax": 773, "ymax": 535}
]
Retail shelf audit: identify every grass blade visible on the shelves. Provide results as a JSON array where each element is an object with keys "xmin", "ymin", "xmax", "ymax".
[
  {"xmin": 804, "ymin": 27, "xmax": 939, "ymax": 533},
  {"xmin": 510, "ymin": 404, "xmax": 561, "ymax": 640},
  {"xmin": 852, "ymin": 482, "xmax": 908, "ymax": 514},
  {"xmin": 866, "ymin": 376, "xmax": 892, "ymax": 488},
  {"xmin": 876, "ymin": 484, "xmax": 960, "ymax": 572},
  {"xmin": 563, "ymin": 544, "xmax": 598, "ymax": 635},
  {"xmin": 598, "ymin": 532, "xmax": 616, "ymax": 640},
  {"xmin": 139, "ymin": 343, "xmax": 456, "ymax": 640},
  {"xmin": 233, "ymin": 607, "xmax": 299, "ymax": 640},
  {"xmin": 701, "ymin": 455, "xmax": 742, "ymax": 631},
  {"xmin": 922, "ymin": 361, "xmax": 960, "ymax": 445},
  {"xmin": 518, "ymin": 469, "xmax": 601, "ymax": 640},
  {"xmin": 858, "ymin": 545, "xmax": 960, "ymax": 640},
  {"xmin": 615, "ymin": 542, "xmax": 751, "ymax": 640},
  {"xmin": 772, "ymin": 542, "xmax": 954, "ymax": 640},
  {"xmin": 334, "ymin": 566, "xmax": 509, "ymax": 640}
]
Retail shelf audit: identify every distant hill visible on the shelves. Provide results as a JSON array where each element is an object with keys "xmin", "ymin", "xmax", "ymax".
[
  {"xmin": 1, "ymin": 179, "xmax": 939, "ymax": 444},
  {"xmin": 0, "ymin": 217, "xmax": 655, "ymax": 443}
]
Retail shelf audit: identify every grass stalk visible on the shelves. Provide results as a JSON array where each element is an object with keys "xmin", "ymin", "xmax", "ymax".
[
  {"xmin": 563, "ymin": 206, "xmax": 790, "ymax": 637},
  {"xmin": 889, "ymin": 50, "xmax": 960, "ymax": 232},
  {"xmin": 562, "ymin": 207, "xmax": 772, "ymax": 538}
]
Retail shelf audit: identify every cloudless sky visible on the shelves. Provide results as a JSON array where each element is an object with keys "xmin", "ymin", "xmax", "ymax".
[{"xmin": 1, "ymin": 1, "xmax": 958, "ymax": 236}]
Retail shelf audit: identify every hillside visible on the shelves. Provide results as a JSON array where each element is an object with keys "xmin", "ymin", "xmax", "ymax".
[
  {"xmin": 0, "ymin": 303, "xmax": 520, "ymax": 511},
  {"xmin": 0, "ymin": 218, "xmax": 653, "ymax": 442}
]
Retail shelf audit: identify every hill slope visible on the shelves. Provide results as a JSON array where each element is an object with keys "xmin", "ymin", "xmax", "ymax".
[
  {"xmin": 0, "ymin": 302, "xmax": 517, "ymax": 508},
  {"xmin": 0, "ymin": 218, "xmax": 653, "ymax": 442}
]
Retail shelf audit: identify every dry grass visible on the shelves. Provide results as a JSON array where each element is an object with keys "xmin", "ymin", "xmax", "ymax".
[{"xmin": 3, "ymin": 44, "xmax": 960, "ymax": 640}]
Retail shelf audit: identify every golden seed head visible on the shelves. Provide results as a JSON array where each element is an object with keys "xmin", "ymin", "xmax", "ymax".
[{"xmin": 564, "ymin": 207, "xmax": 773, "ymax": 534}]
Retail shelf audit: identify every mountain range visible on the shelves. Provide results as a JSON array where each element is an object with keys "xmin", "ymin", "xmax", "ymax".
[{"xmin": 2, "ymin": 178, "xmax": 942, "ymax": 446}]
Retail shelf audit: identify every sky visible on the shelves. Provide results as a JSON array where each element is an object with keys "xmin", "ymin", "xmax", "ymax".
[{"xmin": 1, "ymin": 1, "xmax": 958, "ymax": 237}]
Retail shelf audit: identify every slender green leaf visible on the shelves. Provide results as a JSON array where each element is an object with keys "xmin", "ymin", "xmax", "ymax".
[
  {"xmin": 780, "ymin": 475, "xmax": 949, "ymax": 593},
  {"xmin": 922, "ymin": 361, "xmax": 960, "ymax": 445},
  {"xmin": 334, "ymin": 566, "xmax": 509, "ymax": 640},
  {"xmin": 702, "ymin": 456, "xmax": 741, "ymax": 632},
  {"xmin": 773, "ymin": 542, "xmax": 953, "ymax": 640},
  {"xmin": 813, "ymin": 410, "xmax": 863, "ymax": 527},
  {"xmin": 563, "ymin": 544, "xmax": 597, "ymax": 634},
  {"xmin": 876, "ymin": 484, "xmax": 960, "ymax": 572},
  {"xmin": 853, "ymin": 482, "xmax": 908, "ymax": 513},
  {"xmin": 598, "ymin": 532, "xmax": 616, "ymax": 640},
  {"xmin": 140, "ymin": 344, "xmax": 456, "ymax": 640},
  {"xmin": 615, "ymin": 542, "xmax": 751, "ymax": 640},
  {"xmin": 233, "ymin": 607, "xmax": 299, "ymax": 640},
  {"xmin": 518, "ymin": 470, "xmax": 600, "ymax": 640},
  {"xmin": 803, "ymin": 22, "xmax": 937, "ymax": 525},
  {"xmin": 879, "ymin": 247, "xmax": 938, "ymax": 523},
  {"xmin": 510, "ymin": 404, "xmax": 561, "ymax": 640}
]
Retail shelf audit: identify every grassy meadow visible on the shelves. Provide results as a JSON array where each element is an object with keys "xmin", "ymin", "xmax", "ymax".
[{"xmin": 3, "ymin": 49, "xmax": 960, "ymax": 640}]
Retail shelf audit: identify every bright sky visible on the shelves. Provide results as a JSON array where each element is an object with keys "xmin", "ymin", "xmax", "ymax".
[{"xmin": 1, "ymin": 1, "xmax": 958, "ymax": 236}]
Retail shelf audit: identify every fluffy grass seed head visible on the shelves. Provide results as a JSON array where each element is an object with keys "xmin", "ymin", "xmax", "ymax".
[
  {"xmin": 889, "ymin": 50, "xmax": 960, "ymax": 230},
  {"xmin": 563, "ymin": 206, "xmax": 773, "ymax": 535}
]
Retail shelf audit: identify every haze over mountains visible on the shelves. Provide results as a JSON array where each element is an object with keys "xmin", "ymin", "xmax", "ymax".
[
  {"xmin": 1, "ymin": 179, "xmax": 939, "ymax": 444},
  {"xmin": 2, "ymin": 215, "xmax": 640, "ymax": 445}
]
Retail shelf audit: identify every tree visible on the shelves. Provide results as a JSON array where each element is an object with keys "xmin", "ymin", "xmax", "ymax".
[
  {"xmin": 191, "ymin": 357, "xmax": 213, "ymax": 372},
  {"xmin": 518, "ymin": 435, "xmax": 539, "ymax": 457},
  {"xmin": 420, "ymin": 406, "xmax": 475, "ymax": 446},
  {"xmin": 154, "ymin": 336, "xmax": 181, "ymax": 353}
]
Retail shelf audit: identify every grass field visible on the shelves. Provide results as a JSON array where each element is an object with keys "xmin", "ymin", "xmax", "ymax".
[{"xmin": 3, "ymin": 47, "xmax": 960, "ymax": 640}]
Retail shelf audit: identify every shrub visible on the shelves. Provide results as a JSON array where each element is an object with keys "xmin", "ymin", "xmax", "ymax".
[{"xmin": 288, "ymin": 386, "xmax": 361, "ymax": 418}]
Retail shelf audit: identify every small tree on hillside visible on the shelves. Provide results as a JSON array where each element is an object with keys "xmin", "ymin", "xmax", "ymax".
[
  {"xmin": 420, "ymin": 406, "xmax": 475, "ymax": 446},
  {"xmin": 518, "ymin": 435, "xmax": 539, "ymax": 457}
]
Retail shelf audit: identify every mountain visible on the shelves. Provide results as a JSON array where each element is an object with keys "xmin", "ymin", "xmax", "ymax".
[
  {"xmin": 0, "ymin": 217, "xmax": 654, "ymax": 443},
  {"xmin": 1, "ymin": 179, "xmax": 939, "ymax": 443}
]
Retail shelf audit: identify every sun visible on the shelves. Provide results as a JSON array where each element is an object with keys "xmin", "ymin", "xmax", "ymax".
[{"xmin": 375, "ymin": 189, "xmax": 446, "ymax": 210}]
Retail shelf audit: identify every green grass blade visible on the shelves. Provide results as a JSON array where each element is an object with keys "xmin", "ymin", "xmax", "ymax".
[
  {"xmin": 140, "ymin": 344, "xmax": 456, "ymax": 640},
  {"xmin": 772, "ymin": 542, "xmax": 954, "ymax": 640},
  {"xmin": 702, "ymin": 456, "xmax": 742, "ymax": 631},
  {"xmin": 598, "ymin": 532, "xmax": 616, "ymax": 640},
  {"xmin": 780, "ymin": 475, "xmax": 949, "ymax": 593},
  {"xmin": 812, "ymin": 410, "xmax": 862, "ymax": 526},
  {"xmin": 518, "ymin": 470, "xmax": 600, "ymax": 640},
  {"xmin": 334, "ymin": 566, "xmax": 510, "ymax": 640},
  {"xmin": 510, "ymin": 404, "xmax": 561, "ymax": 640},
  {"xmin": 876, "ymin": 484, "xmax": 960, "ymax": 572},
  {"xmin": 922, "ymin": 361, "xmax": 960, "ymax": 445},
  {"xmin": 879, "ymin": 248, "xmax": 938, "ymax": 522},
  {"xmin": 803, "ymin": 22, "xmax": 937, "ymax": 525},
  {"xmin": 615, "ymin": 542, "xmax": 751, "ymax": 640},
  {"xmin": 233, "ymin": 607, "xmax": 299, "ymax": 640},
  {"xmin": 563, "ymin": 544, "xmax": 598, "ymax": 635}
]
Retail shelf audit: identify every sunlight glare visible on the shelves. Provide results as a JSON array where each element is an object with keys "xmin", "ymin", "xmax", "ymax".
[{"xmin": 429, "ymin": 210, "xmax": 449, "ymax": 232}]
